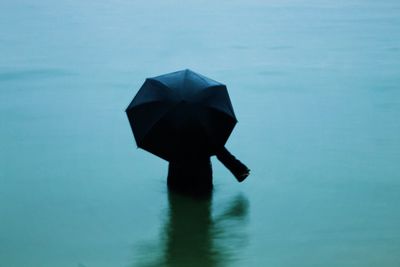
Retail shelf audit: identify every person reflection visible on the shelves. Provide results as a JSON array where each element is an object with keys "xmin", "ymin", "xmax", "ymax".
[
  {"xmin": 134, "ymin": 191, "xmax": 249, "ymax": 267},
  {"xmin": 163, "ymin": 191, "xmax": 217, "ymax": 267}
]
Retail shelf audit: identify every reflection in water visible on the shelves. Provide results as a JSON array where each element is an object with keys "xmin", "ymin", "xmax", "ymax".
[{"xmin": 133, "ymin": 191, "xmax": 249, "ymax": 267}]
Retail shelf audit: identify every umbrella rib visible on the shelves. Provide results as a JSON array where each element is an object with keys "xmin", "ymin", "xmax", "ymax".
[
  {"xmin": 194, "ymin": 85, "xmax": 236, "ymax": 118},
  {"xmin": 182, "ymin": 69, "xmax": 189, "ymax": 98},
  {"xmin": 195, "ymin": 106, "xmax": 237, "ymax": 149},
  {"xmin": 205, "ymin": 105, "xmax": 237, "ymax": 122},
  {"xmin": 129, "ymin": 100, "xmax": 173, "ymax": 111},
  {"xmin": 147, "ymin": 78, "xmax": 175, "ymax": 93},
  {"xmin": 195, "ymin": 71, "xmax": 225, "ymax": 87}
]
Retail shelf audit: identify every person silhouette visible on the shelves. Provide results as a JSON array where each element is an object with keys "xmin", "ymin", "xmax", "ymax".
[
  {"xmin": 167, "ymin": 146, "xmax": 250, "ymax": 194},
  {"xmin": 167, "ymin": 157, "xmax": 213, "ymax": 194}
]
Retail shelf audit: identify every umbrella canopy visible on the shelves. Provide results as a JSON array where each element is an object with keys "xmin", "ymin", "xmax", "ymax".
[{"xmin": 126, "ymin": 69, "xmax": 237, "ymax": 161}]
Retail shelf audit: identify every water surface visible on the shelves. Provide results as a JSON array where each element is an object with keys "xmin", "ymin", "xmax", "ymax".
[{"xmin": 1, "ymin": 0, "xmax": 400, "ymax": 266}]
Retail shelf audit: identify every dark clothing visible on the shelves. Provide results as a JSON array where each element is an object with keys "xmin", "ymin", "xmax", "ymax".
[
  {"xmin": 216, "ymin": 147, "xmax": 249, "ymax": 182},
  {"xmin": 167, "ymin": 158, "xmax": 213, "ymax": 195},
  {"xmin": 167, "ymin": 147, "xmax": 249, "ymax": 195}
]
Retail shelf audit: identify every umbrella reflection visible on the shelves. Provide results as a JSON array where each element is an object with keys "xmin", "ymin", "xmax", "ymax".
[{"xmin": 133, "ymin": 191, "xmax": 249, "ymax": 267}]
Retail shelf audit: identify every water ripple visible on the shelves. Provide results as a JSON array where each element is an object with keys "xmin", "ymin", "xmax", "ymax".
[{"xmin": 0, "ymin": 68, "xmax": 75, "ymax": 82}]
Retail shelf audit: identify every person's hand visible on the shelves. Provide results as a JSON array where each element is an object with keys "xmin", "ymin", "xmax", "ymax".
[{"xmin": 237, "ymin": 168, "xmax": 250, "ymax": 182}]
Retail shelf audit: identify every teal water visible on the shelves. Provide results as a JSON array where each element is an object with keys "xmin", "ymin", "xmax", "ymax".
[{"xmin": 1, "ymin": 0, "xmax": 400, "ymax": 266}]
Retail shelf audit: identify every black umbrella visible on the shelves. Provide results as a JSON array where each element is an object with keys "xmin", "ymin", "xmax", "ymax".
[{"xmin": 125, "ymin": 69, "xmax": 237, "ymax": 161}]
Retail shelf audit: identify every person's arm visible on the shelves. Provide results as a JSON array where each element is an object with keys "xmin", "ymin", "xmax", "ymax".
[{"xmin": 216, "ymin": 147, "xmax": 250, "ymax": 182}]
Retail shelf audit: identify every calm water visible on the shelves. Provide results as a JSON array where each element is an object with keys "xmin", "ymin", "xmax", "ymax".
[{"xmin": 1, "ymin": 0, "xmax": 400, "ymax": 266}]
